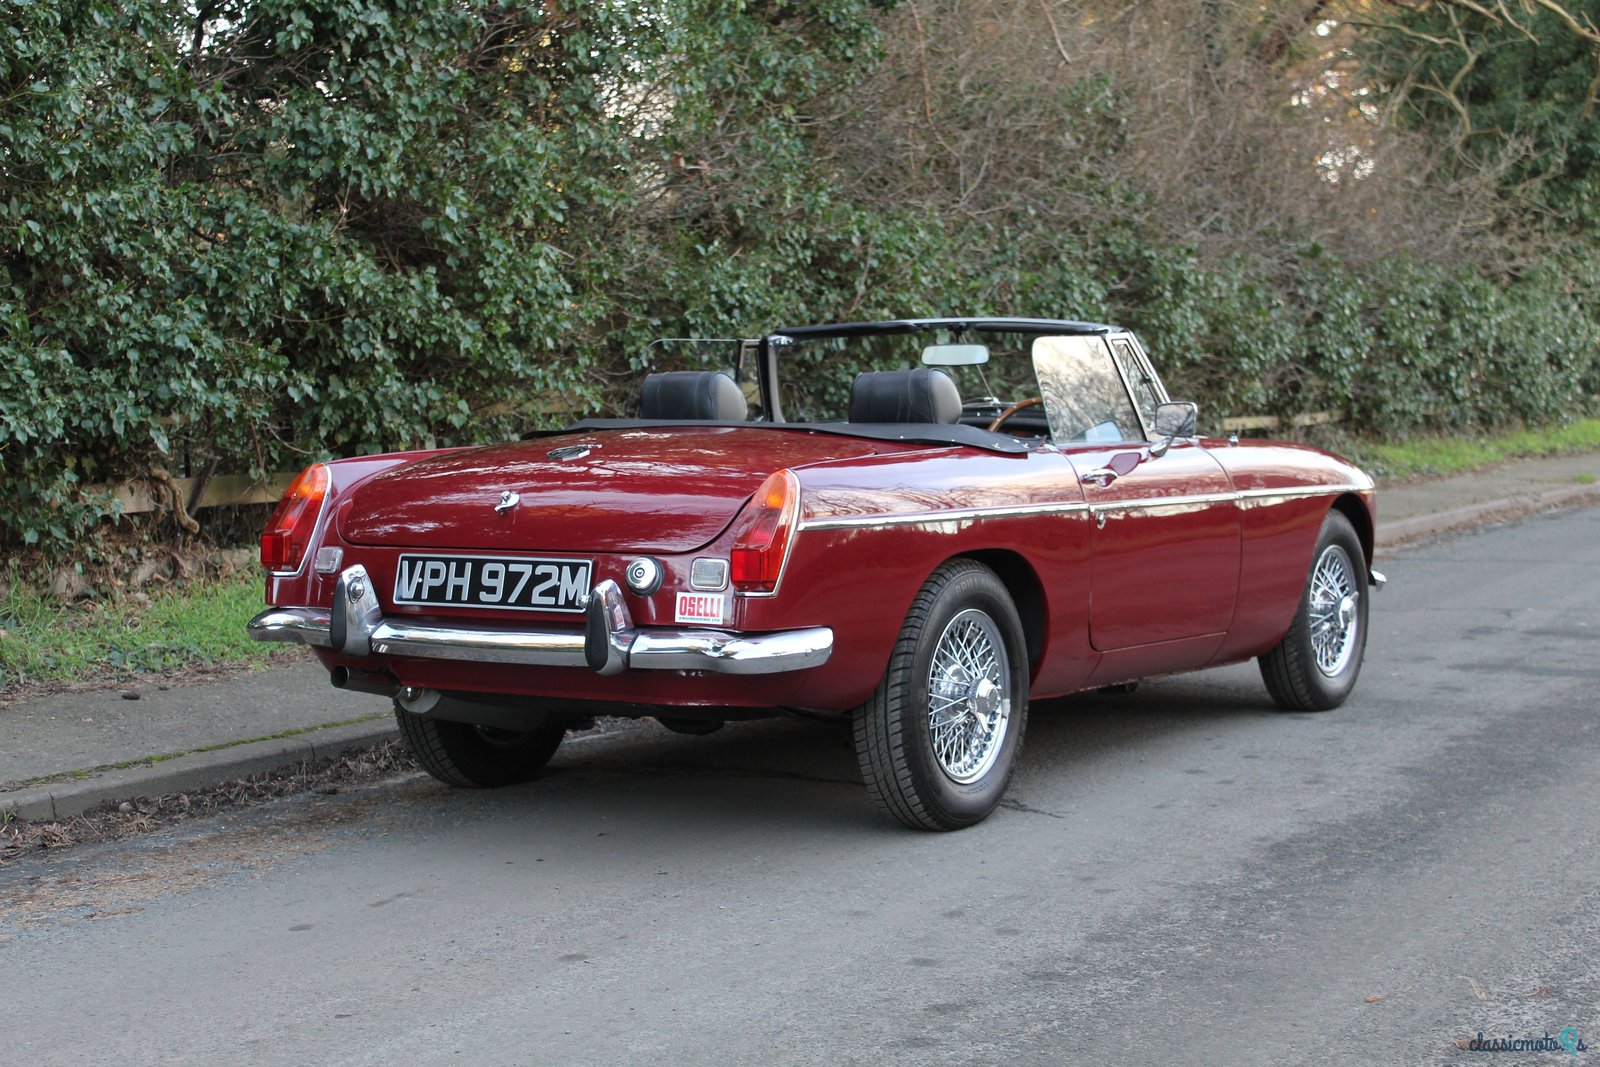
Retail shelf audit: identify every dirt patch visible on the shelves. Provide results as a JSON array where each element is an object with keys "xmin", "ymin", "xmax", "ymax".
[{"xmin": 0, "ymin": 738, "xmax": 421, "ymax": 867}]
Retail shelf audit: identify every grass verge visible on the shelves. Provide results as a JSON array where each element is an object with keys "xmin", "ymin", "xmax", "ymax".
[
  {"xmin": 0, "ymin": 570, "xmax": 287, "ymax": 696},
  {"xmin": 1350, "ymin": 418, "xmax": 1600, "ymax": 481}
]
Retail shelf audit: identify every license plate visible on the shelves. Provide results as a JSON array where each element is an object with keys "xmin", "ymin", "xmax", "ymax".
[{"xmin": 393, "ymin": 554, "xmax": 592, "ymax": 613}]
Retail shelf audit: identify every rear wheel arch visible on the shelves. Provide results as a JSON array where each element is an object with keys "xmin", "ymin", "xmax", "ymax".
[
  {"xmin": 953, "ymin": 549, "xmax": 1046, "ymax": 676},
  {"xmin": 854, "ymin": 558, "xmax": 1032, "ymax": 829}
]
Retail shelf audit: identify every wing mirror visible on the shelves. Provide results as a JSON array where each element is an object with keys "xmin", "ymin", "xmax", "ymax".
[{"xmin": 1150, "ymin": 401, "xmax": 1198, "ymax": 457}]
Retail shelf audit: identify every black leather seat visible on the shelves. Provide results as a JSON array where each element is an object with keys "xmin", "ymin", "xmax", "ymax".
[
  {"xmin": 848, "ymin": 368, "xmax": 962, "ymax": 424},
  {"xmin": 639, "ymin": 371, "xmax": 748, "ymax": 421}
]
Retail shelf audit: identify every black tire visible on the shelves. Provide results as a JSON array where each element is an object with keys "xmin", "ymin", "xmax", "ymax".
[
  {"xmin": 853, "ymin": 560, "xmax": 1030, "ymax": 831},
  {"xmin": 395, "ymin": 707, "xmax": 566, "ymax": 788},
  {"xmin": 1260, "ymin": 510, "xmax": 1369, "ymax": 711}
]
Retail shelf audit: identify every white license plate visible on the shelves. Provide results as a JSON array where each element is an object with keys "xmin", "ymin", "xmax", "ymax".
[{"xmin": 393, "ymin": 554, "xmax": 592, "ymax": 613}]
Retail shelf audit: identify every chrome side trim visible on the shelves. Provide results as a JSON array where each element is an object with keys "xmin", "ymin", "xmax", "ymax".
[
  {"xmin": 1237, "ymin": 483, "xmax": 1374, "ymax": 501},
  {"xmin": 798, "ymin": 482, "xmax": 1371, "ymax": 531},
  {"xmin": 1088, "ymin": 490, "xmax": 1237, "ymax": 514},
  {"xmin": 800, "ymin": 501, "xmax": 1090, "ymax": 531}
]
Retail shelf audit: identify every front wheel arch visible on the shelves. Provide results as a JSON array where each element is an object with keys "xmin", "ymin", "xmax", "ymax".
[{"xmin": 1330, "ymin": 493, "xmax": 1375, "ymax": 582}]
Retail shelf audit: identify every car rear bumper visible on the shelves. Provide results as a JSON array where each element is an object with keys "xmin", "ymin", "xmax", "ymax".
[{"xmin": 246, "ymin": 566, "xmax": 833, "ymax": 677}]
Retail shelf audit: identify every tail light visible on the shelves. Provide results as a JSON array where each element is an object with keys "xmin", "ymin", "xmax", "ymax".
[
  {"xmin": 730, "ymin": 469, "xmax": 800, "ymax": 594},
  {"xmin": 260, "ymin": 464, "xmax": 330, "ymax": 573}
]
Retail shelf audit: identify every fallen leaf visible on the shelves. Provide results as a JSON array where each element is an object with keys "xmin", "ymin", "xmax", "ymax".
[
  {"xmin": 1462, "ymin": 976, "xmax": 1488, "ymax": 1002},
  {"xmin": 1453, "ymin": 1038, "xmax": 1474, "ymax": 1051},
  {"xmin": 1364, "ymin": 995, "xmax": 1385, "ymax": 1004},
  {"xmin": 1526, "ymin": 986, "xmax": 1551, "ymax": 998}
]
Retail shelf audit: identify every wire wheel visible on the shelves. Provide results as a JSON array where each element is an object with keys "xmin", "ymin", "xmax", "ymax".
[
  {"xmin": 1259, "ymin": 510, "xmax": 1369, "ymax": 712},
  {"xmin": 926, "ymin": 608, "xmax": 1013, "ymax": 784},
  {"xmin": 1308, "ymin": 544, "xmax": 1359, "ymax": 678},
  {"xmin": 854, "ymin": 559, "xmax": 1030, "ymax": 830}
]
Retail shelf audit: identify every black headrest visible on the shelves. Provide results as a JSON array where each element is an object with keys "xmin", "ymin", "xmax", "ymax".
[
  {"xmin": 848, "ymin": 368, "xmax": 962, "ymax": 424},
  {"xmin": 639, "ymin": 371, "xmax": 748, "ymax": 421}
]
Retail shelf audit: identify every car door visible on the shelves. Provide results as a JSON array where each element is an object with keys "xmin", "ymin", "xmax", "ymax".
[{"xmin": 1032, "ymin": 335, "xmax": 1241, "ymax": 651}]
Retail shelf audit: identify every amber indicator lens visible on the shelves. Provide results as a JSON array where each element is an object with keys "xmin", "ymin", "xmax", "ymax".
[{"xmin": 260, "ymin": 464, "xmax": 330, "ymax": 573}]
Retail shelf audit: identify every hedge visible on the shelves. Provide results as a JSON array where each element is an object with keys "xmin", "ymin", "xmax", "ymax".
[{"xmin": 2, "ymin": 0, "xmax": 1596, "ymax": 551}]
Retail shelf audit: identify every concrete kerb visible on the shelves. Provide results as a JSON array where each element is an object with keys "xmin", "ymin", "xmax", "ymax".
[
  {"xmin": 1, "ymin": 720, "xmax": 400, "ymax": 823},
  {"xmin": 1377, "ymin": 482, "xmax": 1600, "ymax": 548}
]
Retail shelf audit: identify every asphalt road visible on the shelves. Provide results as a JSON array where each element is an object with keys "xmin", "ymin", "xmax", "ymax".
[{"xmin": 4, "ymin": 505, "xmax": 1599, "ymax": 1066}]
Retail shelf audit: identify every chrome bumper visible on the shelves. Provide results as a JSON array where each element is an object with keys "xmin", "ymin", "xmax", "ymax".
[{"xmin": 247, "ymin": 565, "xmax": 833, "ymax": 677}]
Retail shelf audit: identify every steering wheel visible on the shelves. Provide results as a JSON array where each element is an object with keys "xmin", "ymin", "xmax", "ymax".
[{"xmin": 987, "ymin": 396, "xmax": 1043, "ymax": 432}]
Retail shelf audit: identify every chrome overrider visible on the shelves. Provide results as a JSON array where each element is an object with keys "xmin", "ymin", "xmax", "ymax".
[{"xmin": 246, "ymin": 565, "xmax": 834, "ymax": 676}]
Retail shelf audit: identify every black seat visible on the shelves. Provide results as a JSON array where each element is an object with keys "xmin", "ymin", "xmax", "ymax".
[
  {"xmin": 639, "ymin": 371, "xmax": 748, "ymax": 421},
  {"xmin": 848, "ymin": 368, "xmax": 962, "ymax": 424}
]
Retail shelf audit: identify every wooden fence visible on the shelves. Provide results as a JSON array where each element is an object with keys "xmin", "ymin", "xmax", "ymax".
[{"xmin": 106, "ymin": 472, "xmax": 299, "ymax": 518}]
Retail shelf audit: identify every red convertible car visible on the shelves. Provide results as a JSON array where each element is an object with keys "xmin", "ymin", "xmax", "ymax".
[{"xmin": 250, "ymin": 318, "xmax": 1381, "ymax": 829}]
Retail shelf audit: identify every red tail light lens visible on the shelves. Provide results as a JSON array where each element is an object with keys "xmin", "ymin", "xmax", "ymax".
[
  {"xmin": 730, "ymin": 469, "xmax": 800, "ymax": 594},
  {"xmin": 260, "ymin": 464, "xmax": 330, "ymax": 573}
]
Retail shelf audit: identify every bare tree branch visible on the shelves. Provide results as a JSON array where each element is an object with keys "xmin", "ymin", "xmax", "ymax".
[{"xmin": 1036, "ymin": 0, "xmax": 1073, "ymax": 66}]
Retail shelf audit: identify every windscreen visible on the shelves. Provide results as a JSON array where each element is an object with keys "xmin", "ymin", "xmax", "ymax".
[{"xmin": 776, "ymin": 330, "xmax": 1042, "ymax": 424}]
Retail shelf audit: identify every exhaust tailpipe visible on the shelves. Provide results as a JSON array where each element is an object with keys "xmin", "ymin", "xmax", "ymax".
[{"xmin": 330, "ymin": 666, "xmax": 401, "ymax": 698}]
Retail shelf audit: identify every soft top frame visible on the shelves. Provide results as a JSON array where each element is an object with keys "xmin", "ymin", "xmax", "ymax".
[{"xmin": 770, "ymin": 317, "xmax": 1115, "ymax": 341}]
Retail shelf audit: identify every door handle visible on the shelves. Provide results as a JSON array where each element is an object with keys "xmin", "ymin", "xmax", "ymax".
[{"xmin": 1081, "ymin": 467, "xmax": 1118, "ymax": 487}]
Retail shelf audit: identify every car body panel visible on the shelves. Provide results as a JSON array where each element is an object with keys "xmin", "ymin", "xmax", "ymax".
[
  {"xmin": 1064, "ymin": 440, "xmax": 1241, "ymax": 651},
  {"xmin": 339, "ymin": 427, "xmax": 888, "ymax": 554}
]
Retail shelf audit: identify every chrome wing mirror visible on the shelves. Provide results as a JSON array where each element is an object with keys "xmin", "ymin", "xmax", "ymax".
[{"xmin": 1150, "ymin": 401, "xmax": 1198, "ymax": 457}]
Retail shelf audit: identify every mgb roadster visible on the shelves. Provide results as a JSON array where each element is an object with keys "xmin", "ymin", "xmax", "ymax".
[{"xmin": 250, "ymin": 318, "xmax": 1381, "ymax": 829}]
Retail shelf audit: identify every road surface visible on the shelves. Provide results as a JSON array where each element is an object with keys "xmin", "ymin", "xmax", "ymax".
[{"xmin": 4, "ymin": 505, "xmax": 1598, "ymax": 1065}]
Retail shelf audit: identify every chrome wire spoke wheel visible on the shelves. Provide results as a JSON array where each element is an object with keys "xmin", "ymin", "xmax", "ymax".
[
  {"xmin": 1259, "ymin": 511, "xmax": 1368, "ymax": 712},
  {"xmin": 1307, "ymin": 544, "xmax": 1359, "ymax": 678},
  {"xmin": 855, "ymin": 559, "xmax": 1029, "ymax": 829},
  {"xmin": 926, "ymin": 608, "xmax": 1013, "ymax": 784}
]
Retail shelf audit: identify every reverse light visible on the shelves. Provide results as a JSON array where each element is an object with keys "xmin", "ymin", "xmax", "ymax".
[
  {"xmin": 260, "ymin": 464, "xmax": 331, "ymax": 573},
  {"xmin": 730, "ymin": 469, "xmax": 800, "ymax": 595}
]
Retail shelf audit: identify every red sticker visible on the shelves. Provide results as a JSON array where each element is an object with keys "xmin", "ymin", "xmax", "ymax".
[{"xmin": 674, "ymin": 592, "xmax": 725, "ymax": 624}]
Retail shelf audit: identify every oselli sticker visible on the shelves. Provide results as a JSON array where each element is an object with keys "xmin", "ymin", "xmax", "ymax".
[{"xmin": 674, "ymin": 592, "xmax": 725, "ymax": 624}]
